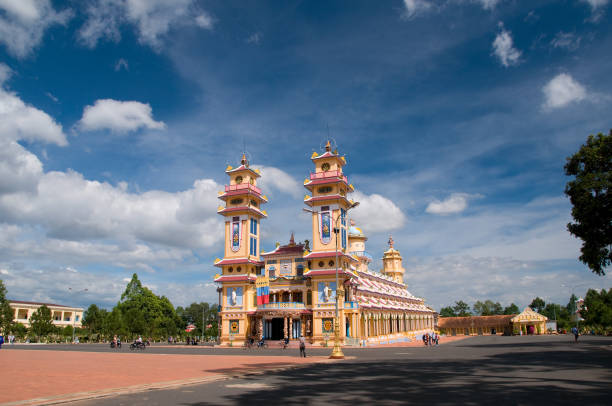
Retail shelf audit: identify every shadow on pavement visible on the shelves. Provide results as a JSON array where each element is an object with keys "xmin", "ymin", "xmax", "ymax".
[{"xmin": 186, "ymin": 345, "xmax": 612, "ymax": 405}]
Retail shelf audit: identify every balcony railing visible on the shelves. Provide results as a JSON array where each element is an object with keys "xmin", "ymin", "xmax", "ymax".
[
  {"xmin": 259, "ymin": 302, "xmax": 305, "ymax": 309},
  {"xmin": 349, "ymin": 251, "xmax": 373, "ymax": 260},
  {"xmin": 310, "ymin": 170, "xmax": 348, "ymax": 184},
  {"xmin": 224, "ymin": 183, "xmax": 262, "ymax": 194},
  {"xmin": 344, "ymin": 301, "xmax": 359, "ymax": 309}
]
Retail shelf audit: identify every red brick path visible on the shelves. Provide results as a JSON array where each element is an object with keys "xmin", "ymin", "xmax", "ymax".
[{"xmin": 0, "ymin": 351, "xmax": 327, "ymax": 405}]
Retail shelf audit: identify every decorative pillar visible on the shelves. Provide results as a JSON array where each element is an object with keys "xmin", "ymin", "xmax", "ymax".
[
  {"xmin": 258, "ymin": 318, "xmax": 263, "ymax": 340},
  {"xmin": 289, "ymin": 317, "xmax": 293, "ymax": 339},
  {"xmin": 284, "ymin": 317, "xmax": 288, "ymax": 338}
]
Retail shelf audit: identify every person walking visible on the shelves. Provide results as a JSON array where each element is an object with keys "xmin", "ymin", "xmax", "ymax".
[
  {"xmin": 299, "ymin": 335, "xmax": 306, "ymax": 357},
  {"xmin": 0, "ymin": 333, "xmax": 4, "ymax": 349},
  {"xmin": 571, "ymin": 326, "xmax": 579, "ymax": 343}
]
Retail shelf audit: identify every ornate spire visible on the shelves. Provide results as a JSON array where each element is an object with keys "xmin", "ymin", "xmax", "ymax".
[
  {"xmin": 325, "ymin": 140, "xmax": 331, "ymax": 152},
  {"xmin": 388, "ymin": 235, "xmax": 394, "ymax": 249},
  {"xmin": 289, "ymin": 232, "xmax": 295, "ymax": 246},
  {"xmin": 241, "ymin": 153, "xmax": 248, "ymax": 166}
]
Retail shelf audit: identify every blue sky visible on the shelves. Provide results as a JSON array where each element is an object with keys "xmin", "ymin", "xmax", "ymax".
[{"xmin": 0, "ymin": 0, "xmax": 611, "ymax": 311}]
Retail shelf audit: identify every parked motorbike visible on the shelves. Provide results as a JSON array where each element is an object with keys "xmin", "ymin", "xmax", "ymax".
[{"xmin": 110, "ymin": 341, "xmax": 121, "ymax": 349}]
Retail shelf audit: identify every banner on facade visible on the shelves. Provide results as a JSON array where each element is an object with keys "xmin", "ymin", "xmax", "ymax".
[
  {"xmin": 231, "ymin": 216, "xmax": 241, "ymax": 252},
  {"xmin": 319, "ymin": 208, "xmax": 331, "ymax": 244},
  {"xmin": 256, "ymin": 276, "xmax": 270, "ymax": 305}
]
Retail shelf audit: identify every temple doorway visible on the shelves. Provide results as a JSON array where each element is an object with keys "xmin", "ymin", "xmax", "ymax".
[{"xmin": 264, "ymin": 318, "xmax": 285, "ymax": 340}]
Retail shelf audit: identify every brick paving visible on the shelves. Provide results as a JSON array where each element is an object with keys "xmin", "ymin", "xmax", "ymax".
[{"xmin": 0, "ymin": 350, "xmax": 327, "ymax": 405}]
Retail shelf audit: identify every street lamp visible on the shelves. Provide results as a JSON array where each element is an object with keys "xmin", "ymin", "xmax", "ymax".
[
  {"xmin": 68, "ymin": 288, "xmax": 88, "ymax": 343},
  {"xmin": 304, "ymin": 201, "xmax": 360, "ymax": 359}
]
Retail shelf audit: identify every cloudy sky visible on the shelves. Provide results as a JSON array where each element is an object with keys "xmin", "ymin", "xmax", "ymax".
[{"xmin": 1, "ymin": 0, "xmax": 611, "ymax": 312}]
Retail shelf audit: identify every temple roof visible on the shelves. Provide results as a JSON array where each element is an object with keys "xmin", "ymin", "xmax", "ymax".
[
  {"xmin": 261, "ymin": 234, "xmax": 305, "ymax": 257},
  {"xmin": 438, "ymin": 315, "xmax": 515, "ymax": 328}
]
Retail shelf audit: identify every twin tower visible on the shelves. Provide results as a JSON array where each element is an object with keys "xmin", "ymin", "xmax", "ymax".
[{"xmin": 214, "ymin": 141, "xmax": 405, "ymax": 284}]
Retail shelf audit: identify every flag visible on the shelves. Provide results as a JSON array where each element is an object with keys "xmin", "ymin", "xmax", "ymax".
[{"xmin": 256, "ymin": 276, "xmax": 270, "ymax": 305}]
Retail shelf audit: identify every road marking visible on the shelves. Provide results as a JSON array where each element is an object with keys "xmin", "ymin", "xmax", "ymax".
[
  {"xmin": 225, "ymin": 383, "xmax": 274, "ymax": 389},
  {"xmin": 395, "ymin": 352, "xmax": 412, "ymax": 355}
]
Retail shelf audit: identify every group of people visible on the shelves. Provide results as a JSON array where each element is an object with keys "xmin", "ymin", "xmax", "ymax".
[
  {"xmin": 422, "ymin": 332, "xmax": 439, "ymax": 346},
  {"xmin": 0, "ymin": 334, "xmax": 15, "ymax": 348}
]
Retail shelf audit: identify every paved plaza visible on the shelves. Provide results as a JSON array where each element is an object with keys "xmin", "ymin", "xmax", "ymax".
[{"xmin": 1, "ymin": 335, "xmax": 611, "ymax": 405}]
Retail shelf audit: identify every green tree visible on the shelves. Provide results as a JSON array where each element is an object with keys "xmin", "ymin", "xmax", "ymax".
[
  {"xmin": 452, "ymin": 301, "xmax": 472, "ymax": 317},
  {"xmin": 82, "ymin": 304, "xmax": 105, "ymax": 334},
  {"xmin": 473, "ymin": 300, "xmax": 503, "ymax": 316},
  {"xmin": 29, "ymin": 305, "xmax": 54, "ymax": 339},
  {"xmin": 439, "ymin": 306, "xmax": 456, "ymax": 317},
  {"xmin": 117, "ymin": 273, "xmax": 182, "ymax": 339},
  {"xmin": 529, "ymin": 297, "xmax": 546, "ymax": 313},
  {"xmin": 63, "ymin": 325, "xmax": 74, "ymax": 338},
  {"xmin": 503, "ymin": 303, "xmax": 520, "ymax": 315},
  {"xmin": 581, "ymin": 288, "xmax": 612, "ymax": 329},
  {"xmin": 564, "ymin": 130, "xmax": 612, "ymax": 275},
  {"xmin": 0, "ymin": 279, "xmax": 14, "ymax": 334}
]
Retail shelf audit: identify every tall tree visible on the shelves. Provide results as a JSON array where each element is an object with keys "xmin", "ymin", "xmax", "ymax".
[
  {"xmin": 82, "ymin": 304, "xmax": 104, "ymax": 334},
  {"xmin": 0, "ymin": 279, "xmax": 14, "ymax": 334},
  {"xmin": 581, "ymin": 288, "xmax": 612, "ymax": 328},
  {"xmin": 452, "ymin": 301, "xmax": 471, "ymax": 317},
  {"xmin": 473, "ymin": 300, "xmax": 503, "ymax": 316},
  {"xmin": 29, "ymin": 305, "xmax": 54, "ymax": 339},
  {"xmin": 503, "ymin": 303, "xmax": 520, "ymax": 315},
  {"xmin": 564, "ymin": 130, "xmax": 612, "ymax": 275},
  {"xmin": 529, "ymin": 297, "xmax": 546, "ymax": 313},
  {"xmin": 439, "ymin": 306, "xmax": 456, "ymax": 317}
]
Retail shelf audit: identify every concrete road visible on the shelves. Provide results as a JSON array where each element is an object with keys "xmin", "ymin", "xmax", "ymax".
[{"xmin": 67, "ymin": 335, "xmax": 612, "ymax": 405}]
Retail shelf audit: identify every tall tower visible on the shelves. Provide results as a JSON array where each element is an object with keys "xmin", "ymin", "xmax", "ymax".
[
  {"xmin": 215, "ymin": 153, "xmax": 268, "ymax": 275},
  {"xmin": 381, "ymin": 236, "xmax": 405, "ymax": 284},
  {"xmin": 304, "ymin": 141, "xmax": 355, "ymax": 261}
]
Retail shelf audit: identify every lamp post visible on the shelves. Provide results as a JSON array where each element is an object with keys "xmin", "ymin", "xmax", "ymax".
[
  {"xmin": 304, "ymin": 201, "xmax": 359, "ymax": 359},
  {"xmin": 68, "ymin": 287, "xmax": 88, "ymax": 343}
]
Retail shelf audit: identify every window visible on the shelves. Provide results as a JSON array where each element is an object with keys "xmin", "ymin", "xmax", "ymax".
[
  {"xmin": 230, "ymin": 198, "xmax": 243, "ymax": 205},
  {"xmin": 250, "ymin": 218, "xmax": 257, "ymax": 235},
  {"xmin": 342, "ymin": 228, "xmax": 347, "ymax": 250},
  {"xmin": 228, "ymin": 267, "xmax": 233, "ymax": 273},
  {"xmin": 297, "ymin": 265, "xmax": 304, "ymax": 277},
  {"xmin": 307, "ymin": 290, "xmax": 312, "ymax": 305},
  {"xmin": 267, "ymin": 260, "xmax": 277, "ymax": 264},
  {"xmin": 317, "ymin": 186, "xmax": 332, "ymax": 194},
  {"xmin": 295, "ymin": 258, "xmax": 305, "ymax": 263},
  {"xmin": 341, "ymin": 208, "xmax": 346, "ymax": 226},
  {"xmin": 250, "ymin": 199, "xmax": 258, "ymax": 207},
  {"xmin": 250, "ymin": 236, "xmax": 257, "ymax": 256}
]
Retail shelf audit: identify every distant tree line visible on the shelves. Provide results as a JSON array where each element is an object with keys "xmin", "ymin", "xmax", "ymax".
[
  {"xmin": 0, "ymin": 275, "xmax": 219, "ymax": 343},
  {"xmin": 439, "ymin": 293, "xmax": 612, "ymax": 333}
]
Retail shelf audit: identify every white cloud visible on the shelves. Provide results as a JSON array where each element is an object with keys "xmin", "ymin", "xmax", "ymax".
[
  {"xmin": 350, "ymin": 191, "xmax": 406, "ymax": 233},
  {"xmin": 401, "ymin": 0, "xmax": 433, "ymax": 20},
  {"xmin": 474, "ymin": 0, "xmax": 501, "ymax": 10},
  {"xmin": 581, "ymin": 0, "xmax": 609, "ymax": 21},
  {"xmin": 78, "ymin": 0, "xmax": 213, "ymax": 49},
  {"xmin": 195, "ymin": 12, "xmax": 214, "ymax": 29},
  {"xmin": 551, "ymin": 32, "xmax": 581, "ymax": 51},
  {"xmin": 247, "ymin": 32, "xmax": 262, "ymax": 45},
  {"xmin": 581, "ymin": 0, "xmax": 609, "ymax": 10},
  {"xmin": 425, "ymin": 193, "xmax": 477, "ymax": 215},
  {"xmin": 492, "ymin": 23, "xmax": 522, "ymax": 67},
  {"xmin": 0, "ymin": 63, "xmax": 12, "ymax": 84},
  {"xmin": 253, "ymin": 166, "xmax": 302, "ymax": 199},
  {"xmin": 78, "ymin": 99, "xmax": 166, "ymax": 133},
  {"xmin": 114, "ymin": 58, "xmax": 129, "ymax": 71},
  {"xmin": 0, "ymin": 80, "xmax": 67, "ymax": 146},
  {"xmin": 0, "ymin": 0, "xmax": 72, "ymax": 58},
  {"xmin": 542, "ymin": 73, "xmax": 587, "ymax": 110}
]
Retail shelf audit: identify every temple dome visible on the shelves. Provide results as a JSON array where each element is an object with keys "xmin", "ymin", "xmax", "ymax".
[{"xmin": 348, "ymin": 225, "xmax": 364, "ymax": 237}]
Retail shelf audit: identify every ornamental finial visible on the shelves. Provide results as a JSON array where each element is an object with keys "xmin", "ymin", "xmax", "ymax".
[
  {"xmin": 241, "ymin": 153, "xmax": 248, "ymax": 166},
  {"xmin": 388, "ymin": 235, "xmax": 394, "ymax": 248},
  {"xmin": 325, "ymin": 140, "xmax": 331, "ymax": 152}
]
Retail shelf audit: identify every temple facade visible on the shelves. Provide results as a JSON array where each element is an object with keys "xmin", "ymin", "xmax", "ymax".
[{"xmin": 214, "ymin": 143, "xmax": 435, "ymax": 346}]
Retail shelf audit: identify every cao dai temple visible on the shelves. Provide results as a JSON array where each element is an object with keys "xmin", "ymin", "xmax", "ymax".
[{"xmin": 214, "ymin": 142, "xmax": 435, "ymax": 345}]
